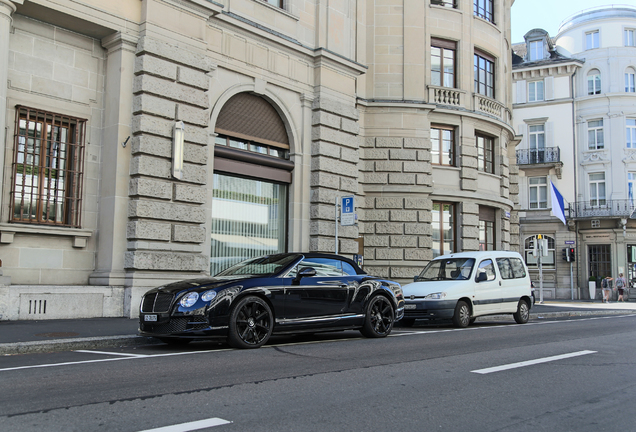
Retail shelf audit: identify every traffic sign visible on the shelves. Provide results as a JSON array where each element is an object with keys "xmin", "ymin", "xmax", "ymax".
[
  {"xmin": 565, "ymin": 240, "xmax": 575, "ymax": 244},
  {"xmin": 341, "ymin": 196, "xmax": 355, "ymax": 226}
]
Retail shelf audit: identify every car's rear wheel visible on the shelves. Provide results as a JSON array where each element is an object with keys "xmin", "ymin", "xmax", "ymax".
[
  {"xmin": 452, "ymin": 301, "xmax": 471, "ymax": 328},
  {"xmin": 360, "ymin": 295, "xmax": 395, "ymax": 338},
  {"xmin": 513, "ymin": 299, "xmax": 530, "ymax": 324},
  {"xmin": 227, "ymin": 296, "xmax": 273, "ymax": 349}
]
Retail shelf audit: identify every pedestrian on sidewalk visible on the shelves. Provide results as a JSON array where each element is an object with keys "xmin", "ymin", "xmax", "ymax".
[
  {"xmin": 616, "ymin": 273, "xmax": 627, "ymax": 302},
  {"xmin": 602, "ymin": 276, "xmax": 613, "ymax": 303}
]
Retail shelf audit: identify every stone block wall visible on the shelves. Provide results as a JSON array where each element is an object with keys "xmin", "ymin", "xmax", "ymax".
[
  {"xmin": 125, "ymin": 36, "xmax": 212, "ymax": 274},
  {"xmin": 360, "ymin": 135, "xmax": 432, "ymax": 280},
  {"xmin": 309, "ymin": 96, "xmax": 362, "ymax": 254}
]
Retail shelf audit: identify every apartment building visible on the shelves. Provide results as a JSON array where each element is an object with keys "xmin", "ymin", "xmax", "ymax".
[{"xmin": 513, "ymin": 5, "xmax": 636, "ymax": 299}]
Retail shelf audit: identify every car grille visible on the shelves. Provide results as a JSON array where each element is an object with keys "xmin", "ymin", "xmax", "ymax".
[
  {"xmin": 141, "ymin": 292, "xmax": 174, "ymax": 313},
  {"xmin": 141, "ymin": 316, "xmax": 209, "ymax": 334}
]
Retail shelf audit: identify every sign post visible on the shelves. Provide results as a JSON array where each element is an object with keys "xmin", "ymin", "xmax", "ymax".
[{"xmin": 335, "ymin": 196, "xmax": 355, "ymax": 254}]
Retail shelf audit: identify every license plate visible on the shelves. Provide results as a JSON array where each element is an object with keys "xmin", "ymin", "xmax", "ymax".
[
  {"xmin": 404, "ymin": 304, "xmax": 416, "ymax": 310},
  {"xmin": 144, "ymin": 314, "xmax": 157, "ymax": 322}
]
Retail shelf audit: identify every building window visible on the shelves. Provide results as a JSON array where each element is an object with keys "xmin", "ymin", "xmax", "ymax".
[
  {"xmin": 11, "ymin": 106, "xmax": 86, "ymax": 227},
  {"xmin": 431, "ymin": 0, "xmax": 455, "ymax": 7},
  {"xmin": 431, "ymin": 126, "xmax": 455, "ymax": 166},
  {"xmin": 529, "ymin": 177, "xmax": 548, "ymax": 209},
  {"xmin": 627, "ymin": 119, "xmax": 636, "ymax": 148},
  {"xmin": 524, "ymin": 235, "xmax": 555, "ymax": 267},
  {"xmin": 626, "ymin": 68, "xmax": 636, "ymax": 93},
  {"xmin": 432, "ymin": 202, "xmax": 455, "ymax": 258},
  {"xmin": 587, "ymin": 69, "xmax": 601, "ymax": 95},
  {"xmin": 528, "ymin": 80, "xmax": 544, "ymax": 102},
  {"xmin": 261, "ymin": 0, "xmax": 283, "ymax": 7},
  {"xmin": 588, "ymin": 244, "xmax": 611, "ymax": 281},
  {"xmin": 625, "ymin": 29, "xmax": 635, "ymax": 47},
  {"xmin": 431, "ymin": 39, "xmax": 456, "ymax": 88},
  {"xmin": 629, "ymin": 172, "xmax": 636, "ymax": 205},
  {"xmin": 588, "ymin": 119, "xmax": 604, "ymax": 150},
  {"xmin": 473, "ymin": 0, "xmax": 493, "ymax": 23},
  {"xmin": 476, "ymin": 134, "xmax": 494, "ymax": 174},
  {"xmin": 474, "ymin": 51, "xmax": 495, "ymax": 98},
  {"xmin": 586, "ymin": 30, "xmax": 599, "ymax": 49},
  {"xmin": 528, "ymin": 124, "xmax": 545, "ymax": 163},
  {"xmin": 479, "ymin": 206, "xmax": 496, "ymax": 251},
  {"xmin": 210, "ymin": 173, "xmax": 287, "ymax": 275},
  {"xmin": 528, "ymin": 40, "xmax": 543, "ymax": 61},
  {"xmin": 589, "ymin": 172, "xmax": 606, "ymax": 207}
]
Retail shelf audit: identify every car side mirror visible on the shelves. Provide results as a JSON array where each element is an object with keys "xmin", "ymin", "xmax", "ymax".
[
  {"xmin": 413, "ymin": 276, "xmax": 419, "ymax": 282},
  {"xmin": 293, "ymin": 267, "xmax": 316, "ymax": 284},
  {"xmin": 476, "ymin": 272, "xmax": 488, "ymax": 282}
]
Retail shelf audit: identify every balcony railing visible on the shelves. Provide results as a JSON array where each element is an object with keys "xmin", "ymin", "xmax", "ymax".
[
  {"xmin": 428, "ymin": 85, "xmax": 465, "ymax": 107},
  {"xmin": 569, "ymin": 200, "xmax": 636, "ymax": 219},
  {"xmin": 516, "ymin": 147, "xmax": 561, "ymax": 165}
]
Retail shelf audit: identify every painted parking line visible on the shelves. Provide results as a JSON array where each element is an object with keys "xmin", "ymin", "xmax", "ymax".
[
  {"xmin": 471, "ymin": 350, "xmax": 597, "ymax": 374},
  {"xmin": 75, "ymin": 350, "xmax": 148, "ymax": 358},
  {"xmin": 136, "ymin": 417, "xmax": 232, "ymax": 432}
]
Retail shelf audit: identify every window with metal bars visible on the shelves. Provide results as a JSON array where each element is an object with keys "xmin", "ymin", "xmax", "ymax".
[{"xmin": 10, "ymin": 106, "xmax": 86, "ymax": 227}]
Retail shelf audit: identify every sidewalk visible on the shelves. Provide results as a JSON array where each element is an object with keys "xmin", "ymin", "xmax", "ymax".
[{"xmin": 1, "ymin": 301, "xmax": 635, "ymax": 356}]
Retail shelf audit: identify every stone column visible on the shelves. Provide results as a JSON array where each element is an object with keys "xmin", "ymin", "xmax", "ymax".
[
  {"xmin": 90, "ymin": 32, "xmax": 138, "ymax": 287},
  {"xmin": 0, "ymin": 0, "xmax": 20, "ymax": 217}
]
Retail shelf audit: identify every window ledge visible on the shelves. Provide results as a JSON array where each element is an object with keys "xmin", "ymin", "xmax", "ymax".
[{"xmin": 0, "ymin": 223, "xmax": 92, "ymax": 248}]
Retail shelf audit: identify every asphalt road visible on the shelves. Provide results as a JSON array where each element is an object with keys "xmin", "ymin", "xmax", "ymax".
[{"xmin": 1, "ymin": 314, "xmax": 636, "ymax": 431}]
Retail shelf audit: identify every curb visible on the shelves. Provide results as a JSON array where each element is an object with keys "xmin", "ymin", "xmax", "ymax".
[
  {"xmin": 2, "ymin": 310, "xmax": 636, "ymax": 356},
  {"xmin": 0, "ymin": 335, "xmax": 160, "ymax": 356}
]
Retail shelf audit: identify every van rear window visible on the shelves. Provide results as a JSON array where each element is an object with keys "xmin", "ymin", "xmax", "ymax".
[{"xmin": 496, "ymin": 257, "xmax": 527, "ymax": 279}]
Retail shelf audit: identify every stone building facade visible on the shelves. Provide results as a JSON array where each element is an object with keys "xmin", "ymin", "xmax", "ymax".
[{"xmin": 0, "ymin": 0, "xmax": 518, "ymax": 320}]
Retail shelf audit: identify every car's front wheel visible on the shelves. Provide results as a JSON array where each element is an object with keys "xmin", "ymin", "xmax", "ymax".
[
  {"xmin": 227, "ymin": 296, "xmax": 273, "ymax": 349},
  {"xmin": 513, "ymin": 299, "xmax": 530, "ymax": 324},
  {"xmin": 452, "ymin": 300, "xmax": 471, "ymax": 328},
  {"xmin": 360, "ymin": 295, "xmax": 395, "ymax": 338}
]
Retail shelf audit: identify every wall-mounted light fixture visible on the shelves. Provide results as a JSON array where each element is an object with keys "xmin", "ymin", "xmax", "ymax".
[{"xmin": 172, "ymin": 120, "xmax": 185, "ymax": 179}]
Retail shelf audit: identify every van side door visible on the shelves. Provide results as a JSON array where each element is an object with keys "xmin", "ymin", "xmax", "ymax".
[{"xmin": 472, "ymin": 259, "xmax": 502, "ymax": 315}]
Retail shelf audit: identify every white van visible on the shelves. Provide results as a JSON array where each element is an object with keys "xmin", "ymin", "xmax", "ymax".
[{"xmin": 401, "ymin": 251, "xmax": 532, "ymax": 327}]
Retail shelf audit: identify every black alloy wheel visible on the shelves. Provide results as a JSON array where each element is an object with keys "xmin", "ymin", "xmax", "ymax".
[
  {"xmin": 513, "ymin": 299, "xmax": 530, "ymax": 324},
  {"xmin": 228, "ymin": 296, "xmax": 273, "ymax": 349},
  {"xmin": 452, "ymin": 300, "xmax": 471, "ymax": 328},
  {"xmin": 360, "ymin": 295, "xmax": 395, "ymax": 338}
]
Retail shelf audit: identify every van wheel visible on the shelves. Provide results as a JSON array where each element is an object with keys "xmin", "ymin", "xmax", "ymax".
[
  {"xmin": 513, "ymin": 300, "xmax": 530, "ymax": 324},
  {"xmin": 452, "ymin": 301, "xmax": 471, "ymax": 328}
]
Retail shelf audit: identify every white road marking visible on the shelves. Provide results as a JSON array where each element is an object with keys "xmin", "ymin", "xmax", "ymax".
[
  {"xmin": 136, "ymin": 418, "xmax": 232, "ymax": 432},
  {"xmin": 471, "ymin": 350, "xmax": 597, "ymax": 374},
  {"xmin": 75, "ymin": 350, "xmax": 148, "ymax": 358}
]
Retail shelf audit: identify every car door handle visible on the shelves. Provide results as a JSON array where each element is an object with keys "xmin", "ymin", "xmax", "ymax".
[{"xmin": 317, "ymin": 281, "xmax": 348, "ymax": 288}]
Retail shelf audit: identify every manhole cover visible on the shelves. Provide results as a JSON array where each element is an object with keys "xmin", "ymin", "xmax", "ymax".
[{"xmin": 35, "ymin": 332, "xmax": 80, "ymax": 338}]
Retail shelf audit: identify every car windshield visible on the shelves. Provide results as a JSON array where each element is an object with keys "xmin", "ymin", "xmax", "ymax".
[
  {"xmin": 214, "ymin": 254, "xmax": 301, "ymax": 277},
  {"xmin": 415, "ymin": 258, "xmax": 475, "ymax": 281}
]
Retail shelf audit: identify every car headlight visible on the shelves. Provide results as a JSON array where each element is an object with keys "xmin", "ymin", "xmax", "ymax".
[
  {"xmin": 201, "ymin": 290, "xmax": 217, "ymax": 302},
  {"xmin": 180, "ymin": 292, "xmax": 199, "ymax": 307},
  {"xmin": 425, "ymin": 292, "xmax": 446, "ymax": 300}
]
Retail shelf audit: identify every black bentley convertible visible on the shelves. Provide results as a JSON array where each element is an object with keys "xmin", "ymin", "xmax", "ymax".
[{"xmin": 139, "ymin": 253, "xmax": 405, "ymax": 349}]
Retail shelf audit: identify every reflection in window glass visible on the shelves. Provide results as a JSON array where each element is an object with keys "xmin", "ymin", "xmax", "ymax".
[
  {"xmin": 477, "ymin": 259, "xmax": 496, "ymax": 281},
  {"xmin": 210, "ymin": 174, "xmax": 287, "ymax": 275},
  {"xmin": 432, "ymin": 202, "xmax": 455, "ymax": 258}
]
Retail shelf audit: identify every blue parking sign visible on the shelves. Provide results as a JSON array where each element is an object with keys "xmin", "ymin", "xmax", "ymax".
[{"xmin": 341, "ymin": 196, "xmax": 355, "ymax": 226}]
